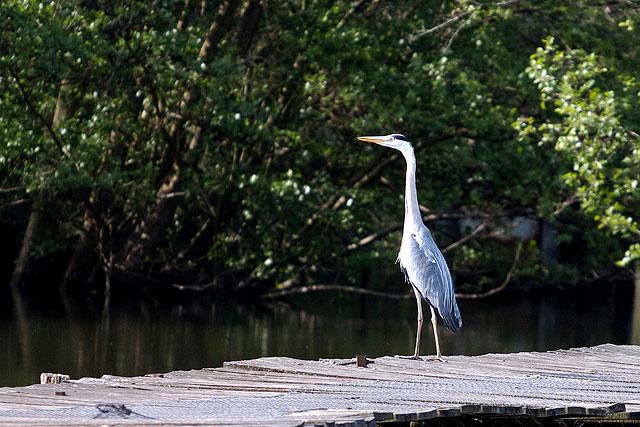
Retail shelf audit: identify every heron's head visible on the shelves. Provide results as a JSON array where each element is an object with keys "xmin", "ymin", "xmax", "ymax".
[{"xmin": 357, "ymin": 133, "xmax": 412, "ymax": 151}]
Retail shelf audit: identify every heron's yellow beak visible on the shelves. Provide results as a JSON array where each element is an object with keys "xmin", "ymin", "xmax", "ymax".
[{"xmin": 357, "ymin": 135, "xmax": 388, "ymax": 144}]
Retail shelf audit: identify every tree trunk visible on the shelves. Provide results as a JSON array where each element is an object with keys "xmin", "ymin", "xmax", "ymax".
[
  {"xmin": 119, "ymin": 166, "xmax": 182, "ymax": 272},
  {"xmin": 236, "ymin": 0, "xmax": 263, "ymax": 55},
  {"xmin": 10, "ymin": 79, "xmax": 70, "ymax": 288},
  {"xmin": 61, "ymin": 213, "xmax": 98, "ymax": 292},
  {"xmin": 62, "ymin": 124, "xmax": 124, "ymax": 291},
  {"xmin": 9, "ymin": 194, "xmax": 43, "ymax": 288},
  {"xmin": 117, "ymin": 0, "xmax": 241, "ymax": 277}
]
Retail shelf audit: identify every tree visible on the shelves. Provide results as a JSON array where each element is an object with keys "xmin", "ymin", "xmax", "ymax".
[
  {"xmin": 1, "ymin": 0, "xmax": 638, "ymax": 297},
  {"xmin": 522, "ymin": 37, "xmax": 640, "ymax": 267}
]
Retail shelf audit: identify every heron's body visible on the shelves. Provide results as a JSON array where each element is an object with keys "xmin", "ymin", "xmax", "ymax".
[{"xmin": 357, "ymin": 133, "xmax": 462, "ymax": 359}]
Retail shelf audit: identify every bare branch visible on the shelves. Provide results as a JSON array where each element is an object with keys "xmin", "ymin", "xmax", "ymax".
[
  {"xmin": 442, "ymin": 220, "xmax": 489, "ymax": 254},
  {"xmin": 347, "ymin": 224, "xmax": 403, "ymax": 251},
  {"xmin": 444, "ymin": 11, "xmax": 474, "ymax": 51},
  {"xmin": 177, "ymin": 0, "xmax": 191, "ymax": 31},
  {"xmin": 486, "ymin": 0, "xmax": 522, "ymax": 6},
  {"xmin": 553, "ymin": 196, "xmax": 579, "ymax": 215},
  {"xmin": 263, "ymin": 284, "xmax": 412, "ymax": 300},
  {"xmin": 413, "ymin": 10, "xmax": 472, "ymax": 39},
  {"xmin": 412, "ymin": 0, "xmax": 522, "ymax": 41},
  {"xmin": 172, "ymin": 281, "xmax": 217, "ymax": 292},
  {"xmin": 0, "ymin": 186, "xmax": 23, "ymax": 193},
  {"xmin": 336, "ymin": 0, "xmax": 382, "ymax": 29},
  {"xmin": 8, "ymin": 68, "xmax": 68, "ymax": 158},
  {"xmin": 175, "ymin": 218, "xmax": 211, "ymax": 262},
  {"xmin": 0, "ymin": 199, "xmax": 29, "ymax": 208},
  {"xmin": 455, "ymin": 241, "xmax": 523, "ymax": 299},
  {"xmin": 158, "ymin": 191, "xmax": 185, "ymax": 199},
  {"xmin": 198, "ymin": 0, "xmax": 241, "ymax": 62}
]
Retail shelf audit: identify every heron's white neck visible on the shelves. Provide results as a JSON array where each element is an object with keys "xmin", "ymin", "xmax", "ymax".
[{"xmin": 401, "ymin": 146, "xmax": 422, "ymax": 229}]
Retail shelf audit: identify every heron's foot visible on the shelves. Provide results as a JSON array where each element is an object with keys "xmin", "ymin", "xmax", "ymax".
[
  {"xmin": 394, "ymin": 354, "xmax": 423, "ymax": 360},
  {"xmin": 431, "ymin": 355, "xmax": 446, "ymax": 363}
]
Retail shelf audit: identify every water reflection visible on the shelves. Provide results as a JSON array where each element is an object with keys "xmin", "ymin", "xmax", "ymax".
[{"xmin": 1, "ymin": 282, "xmax": 638, "ymax": 387}]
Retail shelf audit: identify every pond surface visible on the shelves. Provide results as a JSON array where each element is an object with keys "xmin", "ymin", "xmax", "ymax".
[{"xmin": 1, "ymin": 282, "xmax": 639, "ymax": 387}]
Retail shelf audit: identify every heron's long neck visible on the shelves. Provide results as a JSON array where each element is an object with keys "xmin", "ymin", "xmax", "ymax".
[{"xmin": 402, "ymin": 147, "xmax": 422, "ymax": 228}]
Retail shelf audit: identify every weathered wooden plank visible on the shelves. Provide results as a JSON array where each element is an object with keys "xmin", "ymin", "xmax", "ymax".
[
  {"xmin": 0, "ymin": 418, "xmax": 304, "ymax": 426},
  {"xmin": 0, "ymin": 344, "xmax": 637, "ymax": 426}
]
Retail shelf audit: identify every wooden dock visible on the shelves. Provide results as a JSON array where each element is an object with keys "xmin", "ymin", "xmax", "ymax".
[{"xmin": 0, "ymin": 344, "xmax": 639, "ymax": 426}]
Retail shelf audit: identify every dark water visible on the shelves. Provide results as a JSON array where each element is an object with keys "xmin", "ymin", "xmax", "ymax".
[{"xmin": 1, "ymin": 283, "xmax": 639, "ymax": 387}]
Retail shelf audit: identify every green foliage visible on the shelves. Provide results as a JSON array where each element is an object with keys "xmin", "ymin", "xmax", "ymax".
[
  {"xmin": 0, "ymin": 0, "xmax": 638, "ymax": 294},
  {"xmin": 520, "ymin": 37, "xmax": 640, "ymax": 266}
]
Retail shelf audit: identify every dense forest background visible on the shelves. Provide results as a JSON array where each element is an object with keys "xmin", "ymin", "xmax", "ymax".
[{"xmin": 0, "ymin": 0, "xmax": 638, "ymax": 299}]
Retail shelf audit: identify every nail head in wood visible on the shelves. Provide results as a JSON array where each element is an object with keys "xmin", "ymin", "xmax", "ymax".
[{"xmin": 356, "ymin": 354, "xmax": 367, "ymax": 367}]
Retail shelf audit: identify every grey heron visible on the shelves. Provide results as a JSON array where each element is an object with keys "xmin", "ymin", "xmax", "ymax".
[{"xmin": 357, "ymin": 133, "xmax": 462, "ymax": 359}]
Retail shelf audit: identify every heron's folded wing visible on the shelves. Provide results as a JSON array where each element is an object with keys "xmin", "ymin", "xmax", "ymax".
[{"xmin": 410, "ymin": 227, "xmax": 462, "ymax": 332}]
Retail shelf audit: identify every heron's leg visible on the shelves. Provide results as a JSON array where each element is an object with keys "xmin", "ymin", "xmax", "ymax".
[
  {"xmin": 412, "ymin": 286, "xmax": 423, "ymax": 358},
  {"xmin": 430, "ymin": 305, "xmax": 442, "ymax": 360}
]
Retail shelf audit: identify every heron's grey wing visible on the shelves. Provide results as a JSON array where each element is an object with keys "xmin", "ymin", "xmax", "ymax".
[{"xmin": 406, "ymin": 227, "xmax": 462, "ymax": 332}]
